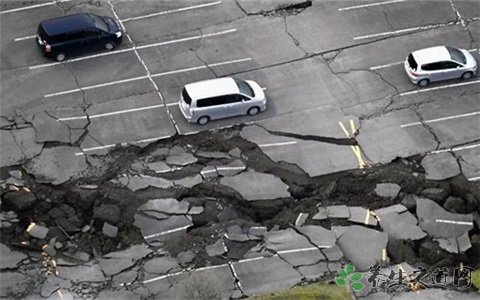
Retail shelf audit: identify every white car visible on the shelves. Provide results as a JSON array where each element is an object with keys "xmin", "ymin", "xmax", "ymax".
[
  {"xmin": 404, "ymin": 46, "xmax": 477, "ymax": 87},
  {"xmin": 179, "ymin": 77, "xmax": 267, "ymax": 125}
]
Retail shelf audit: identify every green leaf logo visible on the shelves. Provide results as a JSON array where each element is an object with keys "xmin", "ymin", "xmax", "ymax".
[{"xmin": 334, "ymin": 263, "xmax": 365, "ymax": 292}]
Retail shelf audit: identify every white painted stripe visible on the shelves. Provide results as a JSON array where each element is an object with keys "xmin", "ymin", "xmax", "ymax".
[
  {"xmin": 354, "ymin": 26, "xmax": 422, "ymax": 40},
  {"xmin": 135, "ymin": 28, "xmax": 237, "ymax": 50},
  {"xmin": 121, "ymin": 1, "xmax": 222, "ymax": 22},
  {"xmin": 142, "ymin": 270, "xmax": 184, "ymax": 284},
  {"xmin": 75, "ymin": 135, "xmax": 171, "ymax": 155},
  {"xmin": 435, "ymin": 219, "xmax": 473, "ymax": 226},
  {"xmin": 399, "ymin": 79, "xmax": 480, "ymax": 96},
  {"xmin": 237, "ymin": 256, "xmax": 265, "ymax": 263},
  {"xmin": 58, "ymin": 104, "xmax": 165, "ymax": 121},
  {"xmin": 14, "ymin": 35, "xmax": 36, "ymax": 42},
  {"xmin": 194, "ymin": 264, "xmax": 228, "ymax": 272},
  {"xmin": 29, "ymin": 29, "xmax": 237, "ymax": 70},
  {"xmin": 44, "ymin": 75, "xmax": 148, "ymax": 98},
  {"xmin": 430, "ymin": 143, "xmax": 480, "ymax": 154},
  {"xmin": 468, "ymin": 176, "xmax": 480, "ymax": 181},
  {"xmin": 400, "ymin": 111, "xmax": 480, "ymax": 128},
  {"xmin": 144, "ymin": 225, "xmax": 191, "ymax": 239},
  {"xmin": 370, "ymin": 61, "xmax": 403, "ymax": 70},
  {"xmin": 277, "ymin": 246, "xmax": 330, "ymax": 255},
  {"xmin": 294, "ymin": 213, "xmax": 304, "ymax": 227},
  {"xmin": 215, "ymin": 166, "xmax": 245, "ymax": 171},
  {"xmin": 0, "ymin": 0, "xmax": 72, "ymax": 14},
  {"xmin": 339, "ymin": 0, "xmax": 405, "ymax": 11},
  {"xmin": 151, "ymin": 57, "xmax": 252, "ymax": 77},
  {"xmin": 166, "ymin": 102, "xmax": 179, "ymax": 107},
  {"xmin": 259, "ymin": 141, "xmax": 297, "ymax": 148},
  {"xmin": 45, "ymin": 57, "xmax": 251, "ymax": 98}
]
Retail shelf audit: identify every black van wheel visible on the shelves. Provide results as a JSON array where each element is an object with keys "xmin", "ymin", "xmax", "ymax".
[
  {"xmin": 461, "ymin": 71, "xmax": 473, "ymax": 80},
  {"xmin": 55, "ymin": 53, "xmax": 66, "ymax": 62},
  {"xmin": 247, "ymin": 106, "xmax": 260, "ymax": 116},
  {"xmin": 197, "ymin": 116, "xmax": 210, "ymax": 125},
  {"xmin": 104, "ymin": 42, "xmax": 115, "ymax": 50},
  {"xmin": 417, "ymin": 79, "xmax": 429, "ymax": 87}
]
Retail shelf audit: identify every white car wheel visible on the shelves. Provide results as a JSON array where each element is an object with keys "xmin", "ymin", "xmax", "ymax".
[
  {"xmin": 418, "ymin": 79, "xmax": 429, "ymax": 87},
  {"xmin": 461, "ymin": 72, "xmax": 473, "ymax": 80},
  {"xmin": 197, "ymin": 116, "xmax": 210, "ymax": 125}
]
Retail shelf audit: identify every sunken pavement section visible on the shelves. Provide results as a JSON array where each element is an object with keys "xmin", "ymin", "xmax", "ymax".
[{"xmin": 1, "ymin": 128, "xmax": 480, "ymax": 299}]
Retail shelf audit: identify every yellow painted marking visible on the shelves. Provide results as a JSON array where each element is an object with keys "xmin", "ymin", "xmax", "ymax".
[
  {"xmin": 350, "ymin": 119, "xmax": 356, "ymax": 134},
  {"xmin": 338, "ymin": 121, "xmax": 351, "ymax": 138},
  {"xmin": 364, "ymin": 209, "xmax": 370, "ymax": 224}
]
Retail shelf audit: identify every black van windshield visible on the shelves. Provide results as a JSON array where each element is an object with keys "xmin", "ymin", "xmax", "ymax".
[
  {"xmin": 89, "ymin": 14, "xmax": 108, "ymax": 32},
  {"xmin": 407, "ymin": 53, "xmax": 417, "ymax": 70},
  {"xmin": 182, "ymin": 88, "xmax": 192, "ymax": 106}
]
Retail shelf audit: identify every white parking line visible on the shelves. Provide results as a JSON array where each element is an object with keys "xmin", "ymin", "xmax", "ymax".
[
  {"xmin": 144, "ymin": 225, "xmax": 191, "ymax": 239},
  {"xmin": 435, "ymin": 219, "xmax": 473, "ymax": 226},
  {"xmin": 400, "ymin": 111, "xmax": 480, "ymax": 128},
  {"xmin": 338, "ymin": 0, "xmax": 405, "ymax": 11},
  {"xmin": 29, "ymin": 28, "xmax": 237, "ymax": 70},
  {"xmin": 398, "ymin": 79, "xmax": 480, "ymax": 96},
  {"xmin": 354, "ymin": 26, "xmax": 423, "ymax": 40},
  {"xmin": 0, "ymin": 0, "xmax": 72, "ymax": 14},
  {"xmin": 469, "ymin": 176, "xmax": 480, "ymax": 181},
  {"xmin": 44, "ymin": 57, "xmax": 251, "ymax": 98},
  {"xmin": 259, "ymin": 141, "xmax": 297, "ymax": 148},
  {"xmin": 430, "ymin": 143, "xmax": 480, "ymax": 154},
  {"xmin": 58, "ymin": 104, "xmax": 165, "ymax": 121},
  {"xmin": 75, "ymin": 135, "xmax": 171, "ymax": 155},
  {"xmin": 14, "ymin": 35, "xmax": 36, "ymax": 42},
  {"xmin": 44, "ymin": 75, "xmax": 149, "ymax": 98},
  {"xmin": 370, "ymin": 61, "xmax": 403, "ymax": 70},
  {"xmin": 121, "ymin": 1, "xmax": 222, "ymax": 22}
]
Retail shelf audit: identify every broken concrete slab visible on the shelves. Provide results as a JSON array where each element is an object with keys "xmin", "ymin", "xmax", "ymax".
[
  {"xmin": 322, "ymin": 245, "xmax": 343, "ymax": 261},
  {"xmin": 298, "ymin": 225, "xmax": 336, "ymax": 248},
  {"xmin": 134, "ymin": 214, "xmax": 193, "ymax": 242},
  {"xmin": 297, "ymin": 261, "xmax": 329, "ymax": 280},
  {"xmin": 220, "ymin": 171, "xmax": 290, "ymax": 201},
  {"xmin": 139, "ymin": 198, "xmax": 190, "ymax": 215},
  {"xmin": 421, "ymin": 187, "xmax": 450, "ymax": 204},
  {"xmin": 174, "ymin": 174, "xmax": 202, "ymax": 188},
  {"xmin": 200, "ymin": 165, "xmax": 218, "ymax": 178},
  {"xmin": 147, "ymin": 161, "xmax": 177, "ymax": 173},
  {"xmin": 375, "ymin": 183, "xmax": 401, "ymax": 199},
  {"xmin": 97, "ymin": 290, "xmax": 141, "ymax": 300},
  {"xmin": 348, "ymin": 207, "xmax": 378, "ymax": 226},
  {"xmin": 30, "ymin": 111, "xmax": 86, "ymax": 144},
  {"xmin": 326, "ymin": 205, "xmax": 350, "ymax": 218},
  {"xmin": 104, "ymin": 244, "xmax": 152, "ymax": 260},
  {"xmin": 421, "ymin": 152, "xmax": 461, "ymax": 180},
  {"xmin": 166, "ymin": 152, "xmax": 197, "ymax": 166},
  {"xmin": 379, "ymin": 211, "xmax": 427, "ymax": 241},
  {"xmin": 216, "ymin": 159, "xmax": 246, "ymax": 177},
  {"xmin": 373, "ymin": 204, "xmax": 407, "ymax": 216},
  {"xmin": 24, "ymin": 146, "xmax": 88, "ymax": 185},
  {"xmin": 416, "ymin": 197, "xmax": 473, "ymax": 239},
  {"xmin": 26, "ymin": 222, "xmax": 49, "ymax": 239},
  {"xmin": 312, "ymin": 206, "xmax": 328, "ymax": 220},
  {"xmin": 188, "ymin": 206, "xmax": 204, "ymax": 215},
  {"xmin": 278, "ymin": 247, "xmax": 325, "ymax": 267},
  {"xmin": 0, "ymin": 127, "xmax": 43, "ymax": 167},
  {"xmin": 56, "ymin": 263, "xmax": 105, "ymax": 282},
  {"xmin": 295, "ymin": 212, "xmax": 308, "ymax": 227},
  {"xmin": 263, "ymin": 228, "xmax": 312, "ymax": 252},
  {"xmin": 206, "ymin": 239, "xmax": 227, "ymax": 256},
  {"xmin": 143, "ymin": 256, "xmax": 180, "ymax": 275},
  {"xmin": 195, "ymin": 150, "xmax": 229, "ymax": 159},
  {"xmin": 0, "ymin": 272, "xmax": 31, "ymax": 298},
  {"xmin": 40, "ymin": 275, "xmax": 72, "ymax": 298},
  {"xmin": 233, "ymin": 256, "xmax": 302, "ymax": 296},
  {"xmin": 0, "ymin": 243, "xmax": 27, "ymax": 269},
  {"xmin": 102, "ymin": 222, "xmax": 118, "ymax": 238},
  {"xmin": 116, "ymin": 175, "xmax": 173, "ymax": 191},
  {"xmin": 337, "ymin": 226, "xmax": 388, "ymax": 271}
]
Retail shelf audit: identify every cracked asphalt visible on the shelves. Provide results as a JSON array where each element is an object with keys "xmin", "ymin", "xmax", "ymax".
[{"xmin": 1, "ymin": 0, "xmax": 480, "ymax": 299}]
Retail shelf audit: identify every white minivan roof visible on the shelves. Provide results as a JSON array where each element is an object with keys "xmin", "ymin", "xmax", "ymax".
[
  {"xmin": 184, "ymin": 77, "xmax": 239, "ymax": 100},
  {"xmin": 412, "ymin": 46, "xmax": 450, "ymax": 65}
]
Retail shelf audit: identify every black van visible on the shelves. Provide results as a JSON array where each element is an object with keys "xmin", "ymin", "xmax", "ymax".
[{"xmin": 37, "ymin": 13, "xmax": 123, "ymax": 62}]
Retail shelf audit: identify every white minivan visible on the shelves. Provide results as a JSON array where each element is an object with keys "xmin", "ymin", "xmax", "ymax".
[{"xmin": 178, "ymin": 77, "xmax": 267, "ymax": 125}]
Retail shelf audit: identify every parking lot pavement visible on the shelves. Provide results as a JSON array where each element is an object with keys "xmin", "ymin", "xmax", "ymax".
[{"xmin": 2, "ymin": 1, "xmax": 480, "ymax": 299}]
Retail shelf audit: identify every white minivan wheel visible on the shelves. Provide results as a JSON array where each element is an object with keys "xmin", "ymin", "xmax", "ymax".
[
  {"xmin": 461, "ymin": 71, "xmax": 473, "ymax": 80},
  {"xmin": 56, "ymin": 53, "xmax": 66, "ymax": 62},
  {"xmin": 197, "ymin": 116, "xmax": 210, "ymax": 125},
  {"xmin": 247, "ymin": 106, "xmax": 260, "ymax": 116},
  {"xmin": 418, "ymin": 79, "xmax": 429, "ymax": 87}
]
